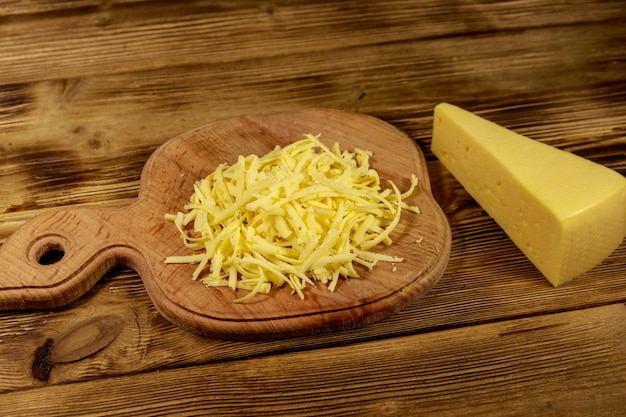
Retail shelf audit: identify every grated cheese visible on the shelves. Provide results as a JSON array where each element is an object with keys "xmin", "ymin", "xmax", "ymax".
[{"xmin": 165, "ymin": 134, "xmax": 419, "ymax": 302}]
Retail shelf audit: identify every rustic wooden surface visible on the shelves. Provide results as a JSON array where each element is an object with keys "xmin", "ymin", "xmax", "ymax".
[{"xmin": 0, "ymin": 0, "xmax": 625, "ymax": 415}]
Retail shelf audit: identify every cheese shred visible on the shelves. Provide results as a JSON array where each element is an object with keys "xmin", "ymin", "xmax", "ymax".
[{"xmin": 165, "ymin": 134, "xmax": 419, "ymax": 302}]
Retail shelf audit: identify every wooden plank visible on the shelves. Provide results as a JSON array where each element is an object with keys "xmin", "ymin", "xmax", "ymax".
[
  {"xmin": 0, "ymin": 0, "xmax": 624, "ymax": 403},
  {"xmin": 0, "ymin": 234, "xmax": 624, "ymax": 392},
  {"xmin": 0, "ymin": 0, "xmax": 153, "ymax": 17},
  {"xmin": 0, "ymin": 19, "xmax": 624, "ymax": 391},
  {"xmin": 0, "ymin": 0, "xmax": 624, "ymax": 84},
  {"xmin": 1, "ymin": 23, "xmax": 624, "ymax": 235},
  {"xmin": 3, "ymin": 23, "xmax": 624, "ymax": 147},
  {"xmin": 2, "ymin": 303, "xmax": 625, "ymax": 416}
]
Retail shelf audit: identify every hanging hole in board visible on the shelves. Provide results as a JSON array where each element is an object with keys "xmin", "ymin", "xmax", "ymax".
[
  {"xmin": 28, "ymin": 236, "xmax": 69, "ymax": 266},
  {"xmin": 38, "ymin": 245, "xmax": 65, "ymax": 265}
]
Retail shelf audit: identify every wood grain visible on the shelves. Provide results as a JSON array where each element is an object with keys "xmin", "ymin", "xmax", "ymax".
[
  {"xmin": 1, "ymin": 303, "xmax": 625, "ymax": 416},
  {"xmin": 1, "ymin": 22, "xmax": 624, "ymax": 241},
  {"xmin": 0, "ymin": 0, "xmax": 624, "ymax": 85},
  {"xmin": 0, "ymin": 242, "xmax": 624, "ymax": 392},
  {"xmin": 0, "ymin": 0, "xmax": 625, "ymax": 414},
  {"xmin": 0, "ymin": 109, "xmax": 451, "ymax": 339},
  {"xmin": 0, "ymin": 1, "xmax": 420, "ymax": 84}
]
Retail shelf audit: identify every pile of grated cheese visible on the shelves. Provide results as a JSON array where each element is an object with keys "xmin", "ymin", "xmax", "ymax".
[{"xmin": 164, "ymin": 134, "xmax": 419, "ymax": 303}]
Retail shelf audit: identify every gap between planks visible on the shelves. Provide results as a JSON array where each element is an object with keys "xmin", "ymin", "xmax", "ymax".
[{"xmin": 1, "ymin": 303, "xmax": 625, "ymax": 417}]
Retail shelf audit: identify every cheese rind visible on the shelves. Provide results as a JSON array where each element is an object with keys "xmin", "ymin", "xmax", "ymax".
[{"xmin": 431, "ymin": 103, "xmax": 626, "ymax": 286}]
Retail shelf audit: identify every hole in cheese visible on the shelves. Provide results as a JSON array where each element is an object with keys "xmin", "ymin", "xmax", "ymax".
[{"xmin": 165, "ymin": 134, "xmax": 420, "ymax": 302}]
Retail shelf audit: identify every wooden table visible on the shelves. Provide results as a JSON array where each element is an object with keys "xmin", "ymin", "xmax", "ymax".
[{"xmin": 1, "ymin": 1, "xmax": 625, "ymax": 415}]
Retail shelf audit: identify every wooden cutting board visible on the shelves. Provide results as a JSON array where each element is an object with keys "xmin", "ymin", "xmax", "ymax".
[{"xmin": 0, "ymin": 109, "xmax": 451, "ymax": 340}]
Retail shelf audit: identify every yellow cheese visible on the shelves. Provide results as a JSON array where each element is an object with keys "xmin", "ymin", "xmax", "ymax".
[
  {"xmin": 165, "ymin": 134, "xmax": 419, "ymax": 302},
  {"xmin": 431, "ymin": 103, "xmax": 626, "ymax": 286}
]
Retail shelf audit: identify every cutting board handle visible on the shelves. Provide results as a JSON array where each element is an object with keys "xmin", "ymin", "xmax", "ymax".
[{"xmin": 0, "ymin": 205, "xmax": 143, "ymax": 310}]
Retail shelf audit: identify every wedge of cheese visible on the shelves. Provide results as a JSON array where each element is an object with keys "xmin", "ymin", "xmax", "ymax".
[{"xmin": 431, "ymin": 103, "xmax": 626, "ymax": 286}]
